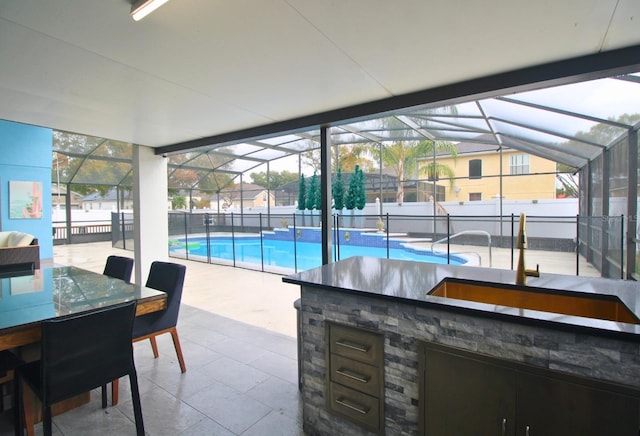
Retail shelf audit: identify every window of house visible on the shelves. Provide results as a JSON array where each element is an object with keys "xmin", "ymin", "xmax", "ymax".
[
  {"xmin": 510, "ymin": 154, "xmax": 530, "ymax": 175},
  {"xmin": 469, "ymin": 159, "xmax": 482, "ymax": 179},
  {"xmin": 469, "ymin": 192, "xmax": 482, "ymax": 201}
]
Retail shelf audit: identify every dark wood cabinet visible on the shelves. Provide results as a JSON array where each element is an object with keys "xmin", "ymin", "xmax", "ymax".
[
  {"xmin": 420, "ymin": 342, "xmax": 640, "ymax": 436},
  {"xmin": 516, "ymin": 371, "xmax": 640, "ymax": 436},
  {"xmin": 422, "ymin": 345, "xmax": 516, "ymax": 435},
  {"xmin": 327, "ymin": 322, "xmax": 384, "ymax": 434}
]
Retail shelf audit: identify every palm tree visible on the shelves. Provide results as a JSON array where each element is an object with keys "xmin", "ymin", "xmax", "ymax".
[
  {"xmin": 418, "ymin": 140, "xmax": 458, "ymax": 185},
  {"xmin": 380, "ymin": 138, "xmax": 457, "ymax": 205}
]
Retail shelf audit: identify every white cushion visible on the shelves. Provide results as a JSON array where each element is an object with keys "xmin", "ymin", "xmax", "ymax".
[
  {"xmin": 0, "ymin": 232, "xmax": 10, "ymax": 247},
  {"xmin": 7, "ymin": 231, "xmax": 34, "ymax": 247}
]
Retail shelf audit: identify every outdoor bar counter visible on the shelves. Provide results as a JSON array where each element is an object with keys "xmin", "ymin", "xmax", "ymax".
[{"xmin": 284, "ymin": 256, "xmax": 640, "ymax": 435}]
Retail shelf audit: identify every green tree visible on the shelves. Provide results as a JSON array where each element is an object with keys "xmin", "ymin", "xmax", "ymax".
[
  {"xmin": 53, "ymin": 132, "xmax": 132, "ymax": 195},
  {"xmin": 171, "ymin": 195, "xmax": 186, "ymax": 210},
  {"xmin": 345, "ymin": 165, "xmax": 361, "ymax": 210},
  {"xmin": 355, "ymin": 166, "xmax": 366, "ymax": 210},
  {"xmin": 194, "ymin": 197, "xmax": 210, "ymax": 209},
  {"xmin": 297, "ymin": 175, "xmax": 306, "ymax": 210},
  {"xmin": 302, "ymin": 144, "xmax": 375, "ymax": 174},
  {"xmin": 559, "ymin": 113, "xmax": 640, "ymax": 197},
  {"xmin": 306, "ymin": 173, "xmax": 319, "ymax": 210},
  {"xmin": 332, "ymin": 168, "xmax": 345, "ymax": 209},
  {"xmin": 250, "ymin": 170, "xmax": 299, "ymax": 189},
  {"xmin": 366, "ymin": 115, "xmax": 458, "ymax": 205},
  {"xmin": 380, "ymin": 138, "xmax": 457, "ymax": 205}
]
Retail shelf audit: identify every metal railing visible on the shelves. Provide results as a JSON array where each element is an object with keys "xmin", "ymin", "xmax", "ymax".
[
  {"xmin": 92, "ymin": 211, "xmax": 634, "ymax": 279},
  {"xmin": 430, "ymin": 230, "xmax": 492, "ymax": 267}
]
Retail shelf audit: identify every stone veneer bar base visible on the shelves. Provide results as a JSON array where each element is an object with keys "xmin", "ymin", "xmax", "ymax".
[{"xmin": 300, "ymin": 285, "xmax": 640, "ymax": 436}]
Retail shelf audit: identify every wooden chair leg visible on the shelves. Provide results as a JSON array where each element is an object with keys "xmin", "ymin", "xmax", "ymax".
[
  {"xmin": 112, "ymin": 378, "xmax": 119, "ymax": 406},
  {"xmin": 169, "ymin": 328, "xmax": 187, "ymax": 373},
  {"xmin": 149, "ymin": 336, "xmax": 159, "ymax": 359},
  {"xmin": 22, "ymin": 380, "xmax": 35, "ymax": 436}
]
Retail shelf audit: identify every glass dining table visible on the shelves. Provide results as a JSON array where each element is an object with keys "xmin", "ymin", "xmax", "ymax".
[{"xmin": 0, "ymin": 265, "xmax": 167, "ymax": 351}]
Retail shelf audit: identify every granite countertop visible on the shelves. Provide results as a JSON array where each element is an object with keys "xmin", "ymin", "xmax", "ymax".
[{"xmin": 283, "ymin": 256, "xmax": 640, "ymax": 339}]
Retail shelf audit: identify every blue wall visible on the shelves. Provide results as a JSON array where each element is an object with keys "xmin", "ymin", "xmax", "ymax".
[{"xmin": 0, "ymin": 120, "xmax": 53, "ymax": 260}]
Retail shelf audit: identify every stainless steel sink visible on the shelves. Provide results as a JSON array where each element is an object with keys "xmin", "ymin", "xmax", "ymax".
[{"xmin": 428, "ymin": 279, "xmax": 639, "ymax": 324}]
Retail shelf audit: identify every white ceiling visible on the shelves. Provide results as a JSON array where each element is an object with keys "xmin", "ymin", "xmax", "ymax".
[{"xmin": 1, "ymin": 0, "xmax": 639, "ymax": 150}]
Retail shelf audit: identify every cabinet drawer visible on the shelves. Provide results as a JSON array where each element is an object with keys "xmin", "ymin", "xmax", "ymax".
[
  {"xmin": 329, "ymin": 323, "xmax": 382, "ymax": 366},
  {"xmin": 329, "ymin": 382, "xmax": 380, "ymax": 432},
  {"xmin": 331, "ymin": 354, "xmax": 380, "ymax": 397}
]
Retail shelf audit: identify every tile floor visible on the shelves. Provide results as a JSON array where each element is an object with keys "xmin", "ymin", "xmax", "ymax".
[
  {"xmin": 0, "ymin": 242, "xmax": 305, "ymax": 435},
  {"xmin": 0, "ymin": 240, "xmax": 600, "ymax": 435}
]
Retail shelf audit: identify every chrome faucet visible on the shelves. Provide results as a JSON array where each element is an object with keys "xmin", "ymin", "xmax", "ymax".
[{"xmin": 516, "ymin": 213, "xmax": 540, "ymax": 285}]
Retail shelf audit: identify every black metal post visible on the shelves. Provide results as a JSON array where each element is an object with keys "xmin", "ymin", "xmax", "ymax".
[
  {"xmin": 575, "ymin": 214, "xmax": 580, "ymax": 276},
  {"xmin": 447, "ymin": 214, "xmax": 450, "ymax": 264},
  {"xmin": 231, "ymin": 213, "xmax": 236, "ymax": 267},
  {"xmin": 121, "ymin": 212, "xmax": 127, "ymax": 250},
  {"xmin": 334, "ymin": 214, "xmax": 340, "ymax": 262},
  {"xmin": 510, "ymin": 213, "xmax": 515, "ymax": 270},
  {"xmin": 184, "ymin": 212, "xmax": 189, "ymax": 261},
  {"xmin": 621, "ymin": 214, "xmax": 625, "ymax": 279},
  {"xmin": 259, "ymin": 213, "xmax": 264, "ymax": 272},
  {"xmin": 205, "ymin": 213, "xmax": 211, "ymax": 264},
  {"xmin": 293, "ymin": 213, "xmax": 298, "ymax": 273},
  {"xmin": 386, "ymin": 213, "xmax": 390, "ymax": 259},
  {"xmin": 320, "ymin": 126, "xmax": 332, "ymax": 265}
]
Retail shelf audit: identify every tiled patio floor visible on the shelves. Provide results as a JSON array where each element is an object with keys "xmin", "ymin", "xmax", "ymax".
[
  {"xmin": 0, "ymin": 240, "xmax": 601, "ymax": 435},
  {"xmin": 0, "ymin": 242, "xmax": 303, "ymax": 435}
]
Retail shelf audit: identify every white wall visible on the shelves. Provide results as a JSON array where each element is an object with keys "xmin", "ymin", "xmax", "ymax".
[{"xmin": 223, "ymin": 198, "xmax": 579, "ymax": 238}]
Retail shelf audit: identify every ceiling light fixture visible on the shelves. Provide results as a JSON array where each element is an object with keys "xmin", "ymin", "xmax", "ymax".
[{"xmin": 130, "ymin": 0, "xmax": 170, "ymax": 21}]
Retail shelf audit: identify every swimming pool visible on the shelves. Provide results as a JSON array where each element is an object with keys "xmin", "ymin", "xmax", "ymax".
[{"xmin": 171, "ymin": 235, "xmax": 467, "ymax": 272}]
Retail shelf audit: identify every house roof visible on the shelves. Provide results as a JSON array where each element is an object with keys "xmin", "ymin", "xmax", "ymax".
[{"xmin": 82, "ymin": 188, "xmax": 132, "ymax": 202}]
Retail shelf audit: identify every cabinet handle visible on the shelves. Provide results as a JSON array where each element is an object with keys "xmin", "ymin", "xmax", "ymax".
[
  {"xmin": 501, "ymin": 418, "xmax": 506, "ymax": 436},
  {"xmin": 525, "ymin": 425, "xmax": 530, "ymax": 436},
  {"xmin": 335, "ymin": 397, "xmax": 369, "ymax": 415},
  {"xmin": 335, "ymin": 339, "xmax": 369, "ymax": 353},
  {"xmin": 336, "ymin": 368, "xmax": 370, "ymax": 384}
]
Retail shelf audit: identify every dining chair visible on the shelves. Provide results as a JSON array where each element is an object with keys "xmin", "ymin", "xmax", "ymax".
[
  {"xmin": 17, "ymin": 301, "xmax": 144, "ymax": 436},
  {"xmin": 0, "ymin": 350, "xmax": 24, "ymax": 436},
  {"xmin": 103, "ymin": 255, "xmax": 134, "ymax": 283},
  {"xmin": 112, "ymin": 261, "xmax": 186, "ymax": 405}
]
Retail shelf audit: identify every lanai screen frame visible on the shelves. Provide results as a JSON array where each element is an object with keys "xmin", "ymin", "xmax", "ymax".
[{"xmin": 52, "ymin": 46, "xmax": 640, "ymax": 277}]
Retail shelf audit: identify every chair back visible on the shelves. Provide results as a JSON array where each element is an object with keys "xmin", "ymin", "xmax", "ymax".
[
  {"xmin": 103, "ymin": 255, "xmax": 134, "ymax": 283},
  {"xmin": 133, "ymin": 261, "xmax": 186, "ymax": 337},
  {"xmin": 40, "ymin": 301, "xmax": 137, "ymax": 405}
]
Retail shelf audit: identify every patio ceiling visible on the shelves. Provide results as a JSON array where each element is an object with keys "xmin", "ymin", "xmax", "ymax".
[
  {"xmin": 3, "ymin": 1, "xmax": 639, "ymax": 189},
  {"xmin": 2, "ymin": 1, "xmax": 639, "ymax": 142}
]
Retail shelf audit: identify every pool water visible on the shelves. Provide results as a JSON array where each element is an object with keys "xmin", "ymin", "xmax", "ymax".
[{"xmin": 173, "ymin": 236, "xmax": 466, "ymax": 271}]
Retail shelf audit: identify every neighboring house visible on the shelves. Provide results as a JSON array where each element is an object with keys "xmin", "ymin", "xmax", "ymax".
[
  {"xmin": 52, "ymin": 185, "xmax": 83, "ymax": 209},
  {"xmin": 221, "ymin": 183, "xmax": 275, "ymax": 209},
  {"xmin": 419, "ymin": 139, "xmax": 557, "ymax": 202},
  {"xmin": 81, "ymin": 188, "xmax": 134, "ymax": 210}
]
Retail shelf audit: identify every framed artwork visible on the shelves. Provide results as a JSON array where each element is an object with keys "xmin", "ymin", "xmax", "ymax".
[{"xmin": 9, "ymin": 180, "xmax": 43, "ymax": 219}]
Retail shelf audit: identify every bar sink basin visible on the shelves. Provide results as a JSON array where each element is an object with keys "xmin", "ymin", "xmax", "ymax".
[{"xmin": 428, "ymin": 279, "xmax": 640, "ymax": 324}]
